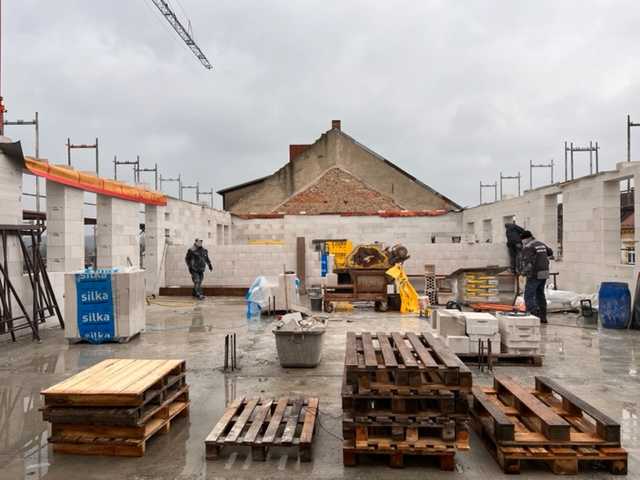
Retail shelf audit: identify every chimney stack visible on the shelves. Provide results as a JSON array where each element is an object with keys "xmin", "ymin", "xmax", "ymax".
[{"xmin": 331, "ymin": 119, "xmax": 341, "ymax": 131}]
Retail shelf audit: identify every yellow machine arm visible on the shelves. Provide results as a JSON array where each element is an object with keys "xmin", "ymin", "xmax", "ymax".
[{"xmin": 385, "ymin": 264, "xmax": 419, "ymax": 313}]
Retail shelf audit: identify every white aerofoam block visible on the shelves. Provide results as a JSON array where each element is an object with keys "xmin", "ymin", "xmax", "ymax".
[
  {"xmin": 468, "ymin": 333, "xmax": 501, "ymax": 353},
  {"xmin": 462, "ymin": 312, "xmax": 499, "ymax": 335},
  {"xmin": 433, "ymin": 309, "xmax": 466, "ymax": 337},
  {"xmin": 445, "ymin": 335, "xmax": 470, "ymax": 354}
]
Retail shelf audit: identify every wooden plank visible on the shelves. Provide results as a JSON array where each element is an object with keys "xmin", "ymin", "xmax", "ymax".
[
  {"xmin": 242, "ymin": 399, "xmax": 273, "ymax": 444},
  {"xmin": 261, "ymin": 397, "xmax": 288, "ymax": 444},
  {"xmin": 472, "ymin": 386, "xmax": 515, "ymax": 442},
  {"xmin": 80, "ymin": 360, "xmax": 169, "ymax": 394},
  {"xmin": 345, "ymin": 332, "xmax": 358, "ymax": 368},
  {"xmin": 361, "ymin": 333, "xmax": 378, "ymax": 368},
  {"xmin": 205, "ymin": 397, "xmax": 245, "ymax": 443},
  {"xmin": 224, "ymin": 398, "xmax": 259, "ymax": 444},
  {"xmin": 406, "ymin": 332, "xmax": 437, "ymax": 368},
  {"xmin": 535, "ymin": 376, "xmax": 620, "ymax": 443},
  {"xmin": 120, "ymin": 360, "xmax": 184, "ymax": 394},
  {"xmin": 494, "ymin": 375, "xmax": 569, "ymax": 442},
  {"xmin": 422, "ymin": 332, "xmax": 464, "ymax": 369},
  {"xmin": 41, "ymin": 359, "xmax": 125, "ymax": 394},
  {"xmin": 376, "ymin": 332, "xmax": 397, "ymax": 367},
  {"xmin": 280, "ymin": 399, "xmax": 303, "ymax": 444},
  {"xmin": 300, "ymin": 398, "xmax": 319, "ymax": 444},
  {"xmin": 390, "ymin": 333, "xmax": 417, "ymax": 368}
]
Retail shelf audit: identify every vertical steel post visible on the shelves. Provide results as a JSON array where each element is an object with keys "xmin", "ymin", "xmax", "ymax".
[
  {"xmin": 564, "ymin": 141, "xmax": 568, "ymax": 181},
  {"xmin": 550, "ymin": 159, "xmax": 554, "ymax": 184},
  {"xmin": 154, "ymin": 163, "xmax": 158, "ymax": 190},
  {"xmin": 589, "ymin": 141, "xmax": 593, "ymax": 174},
  {"xmin": 34, "ymin": 112, "xmax": 40, "ymax": 212},
  {"xmin": 570, "ymin": 142, "xmax": 574, "ymax": 180},
  {"xmin": 67, "ymin": 138, "xmax": 71, "ymax": 166},
  {"xmin": 95, "ymin": 137, "xmax": 99, "ymax": 175},
  {"xmin": 628, "ymin": 114, "xmax": 631, "ymax": 162},
  {"xmin": 529, "ymin": 160, "xmax": 533, "ymax": 190}
]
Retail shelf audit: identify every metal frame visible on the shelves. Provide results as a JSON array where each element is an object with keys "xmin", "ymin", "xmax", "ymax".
[
  {"xmin": 198, "ymin": 187, "xmax": 214, "ymax": 208},
  {"xmin": 180, "ymin": 182, "xmax": 198, "ymax": 202},
  {"xmin": 500, "ymin": 172, "xmax": 521, "ymax": 200},
  {"xmin": 5, "ymin": 112, "xmax": 41, "ymax": 211},
  {"xmin": 627, "ymin": 114, "xmax": 640, "ymax": 162},
  {"xmin": 529, "ymin": 159, "xmax": 554, "ymax": 189},
  {"xmin": 564, "ymin": 141, "xmax": 599, "ymax": 181},
  {"xmin": 480, "ymin": 181, "xmax": 497, "ymax": 204},
  {"xmin": 0, "ymin": 224, "xmax": 64, "ymax": 342},
  {"xmin": 135, "ymin": 162, "xmax": 159, "ymax": 190},
  {"xmin": 67, "ymin": 137, "xmax": 99, "ymax": 175},
  {"xmin": 113, "ymin": 155, "xmax": 140, "ymax": 182}
]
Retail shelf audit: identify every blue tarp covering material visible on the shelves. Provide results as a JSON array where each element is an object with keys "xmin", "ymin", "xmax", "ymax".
[{"xmin": 75, "ymin": 271, "xmax": 115, "ymax": 343}]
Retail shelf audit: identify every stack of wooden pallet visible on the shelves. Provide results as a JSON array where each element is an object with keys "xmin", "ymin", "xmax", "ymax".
[
  {"xmin": 342, "ymin": 331, "xmax": 472, "ymax": 469},
  {"xmin": 205, "ymin": 396, "xmax": 319, "ymax": 462},
  {"xmin": 41, "ymin": 358, "xmax": 189, "ymax": 457},
  {"xmin": 471, "ymin": 375, "xmax": 627, "ymax": 475}
]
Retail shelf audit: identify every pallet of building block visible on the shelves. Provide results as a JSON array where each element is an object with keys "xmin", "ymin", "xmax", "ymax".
[
  {"xmin": 205, "ymin": 397, "xmax": 318, "ymax": 462},
  {"xmin": 463, "ymin": 312, "xmax": 498, "ymax": 335},
  {"xmin": 344, "ymin": 332, "xmax": 472, "ymax": 392},
  {"xmin": 343, "ymin": 414, "xmax": 469, "ymax": 450},
  {"xmin": 343, "ymin": 438, "xmax": 457, "ymax": 469},
  {"xmin": 468, "ymin": 333, "xmax": 501, "ymax": 354},
  {"xmin": 43, "ymin": 383, "xmax": 189, "ymax": 427},
  {"xmin": 48, "ymin": 397, "xmax": 190, "ymax": 457},
  {"xmin": 41, "ymin": 359, "xmax": 186, "ymax": 407},
  {"xmin": 470, "ymin": 375, "xmax": 626, "ymax": 475},
  {"xmin": 501, "ymin": 343, "xmax": 541, "ymax": 355},
  {"xmin": 341, "ymin": 379, "xmax": 468, "ymax": 415}
]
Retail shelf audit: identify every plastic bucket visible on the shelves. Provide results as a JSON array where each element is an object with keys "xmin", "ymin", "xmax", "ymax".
[
  {"xmin": 273, "ymin": 329, "xmax": 325, "ymax": 367},
  {"xmin": 599, "ymin": 282, "xmax": 630, "ymax": 329},
  {"xmin": 310, "ymin": 297, "xmax": 323, "ymax": 312}
]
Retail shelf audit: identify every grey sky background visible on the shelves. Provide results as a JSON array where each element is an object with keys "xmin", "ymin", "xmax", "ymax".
[{"xmin": 5, "ymin": 1, "xmax": 640, "ymax": 209}]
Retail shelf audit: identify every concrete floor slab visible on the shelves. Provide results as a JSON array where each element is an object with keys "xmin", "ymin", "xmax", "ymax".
[{"xmin": 1, "ymin": 297, "xmax": 639, "ymax": 479}]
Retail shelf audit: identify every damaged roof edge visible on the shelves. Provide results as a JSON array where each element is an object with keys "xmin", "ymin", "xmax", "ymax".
[{"xmin": 216, "ymin": 174, "xmax": 271, "ymax": 195}]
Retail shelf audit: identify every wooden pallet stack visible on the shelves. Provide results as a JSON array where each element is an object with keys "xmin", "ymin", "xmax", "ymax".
[
  {"xmin": 471, "ymin": 375, "xmax": 627, "ymax": 475},
  {"xmin": 342, "ymin": 331, "xmax": 472, "ymax": 469},
  {"xmin": 41, "ymin": 358, "xmax": 189, "ymax": 457},
  {"xmin": 205, "ymin": 396, "xmax": 319, "ymax": 462}
]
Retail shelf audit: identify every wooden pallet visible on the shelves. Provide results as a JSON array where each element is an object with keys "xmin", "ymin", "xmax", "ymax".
[
  {"xmin": 341, "ymin": 382, "xmax": 468, "ymax": 414},
  {"xmin": 41, "ymin": 359, "xmax": 186, "ymax": 407},
  {"xmin": 49, "ymin": 398, "xmax": 190, "ymax": 457},
  {"xmin": 344, "ymin": 332, "xmax": 472, "ymax": 392},
  {"xmin": 457, "ymin": 352, "xmax": 543, "ymax": 367},
  {"xmin": 205, "ymin": 397, "xmax": 319, "ymax": 462},
  {"xmin": 43, "ymin": 383, "xmax": 189, "ymax": 427},
  {"xmin": 343, "ymin": 438, "xmax": 456, "ymax": 469},
  {"xmin": 471, "ymin": 375, "xmax": 627, "ymax": 475},
  {"xmin": 343, "ymin": 414, "xmax": 469, "ymax": 450}
]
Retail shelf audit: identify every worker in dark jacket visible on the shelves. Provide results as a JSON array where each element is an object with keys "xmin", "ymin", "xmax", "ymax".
[
  {"xmin": 185, "ymin": 239, "xmax": 213, "ymax": 300},
  {"xmin": 520, "ymin": 231, "xmax": 553, "ymax": 323},
  {"xmin": 505, "ymin": 221, "xmax": 526, "ymax": 274}
]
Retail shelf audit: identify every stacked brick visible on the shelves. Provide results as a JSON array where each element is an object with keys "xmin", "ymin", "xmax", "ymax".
[{"xmin": 341, "ymin": 332, "xmax": 472, "ymax": 469}]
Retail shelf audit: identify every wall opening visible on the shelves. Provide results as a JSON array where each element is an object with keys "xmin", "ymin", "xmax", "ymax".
[
  {"xmin": 84, "ymin": 192, "xmax": 95, "ymax": 268},
  {"xmin": 482, "ymin": 219, "xmax": 493, "ymax": 243},
  {"xmin": 223, "ymin": 225, "xmax": 230, "ymax": 245},
  {"xmin": 621, "ymin": 178, "xmax": 635, "ymax": 265},
  {"xmin": 557, "ymin": 194, "xmax": 563, "ymax": 259},
  {"xmin": 465, "ymin": 222, "xmax": 475, "ymax": 243},
  {"xmin": 216, "ymin": 224, "xmax": 223, "ymax": 245}
]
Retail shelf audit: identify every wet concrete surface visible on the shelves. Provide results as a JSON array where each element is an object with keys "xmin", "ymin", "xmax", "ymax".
[{"xmin": 1, "ymin": 296, "xmax": 640, "ymax": 479}]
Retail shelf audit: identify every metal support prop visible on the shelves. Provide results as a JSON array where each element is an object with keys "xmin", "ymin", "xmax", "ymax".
[
  {"xmin": 479, "ymin": 181, "xmax": 497, "ymax": 204},
  {"xmin": 198, "ymin": 187, "xmax": 215, "ymax": 208},
  {"xmin": 180, "ymin": 182, "xmax": 198, "ymax": 202},
  {"xmin": 5, "ymin": 112, "xmax": 41, "ymax": 211},
  {"xmin": 160, "ymin": 174, "xmax": 181, "ymax": 197},
  {"xmin": 67, "ymin": 137, "xmax": 99, "ymax": 175},
  {"xmin": 135, "ymin": 162, "xmax": 159, "ymax": 190},
  {"xmin": 499, "ymin": 172, "xmax": 521, "ymax": 200},
  {"xmin": 113, "ymin": 155, "xmax": 139, "ymax": 181},
  {"xmin": 564, "ymin": 141, "xmax": 599, "ymax": 180},
  {"xmin": 529, "ymin": 159, "xmax": 554, "ymax": 189}
]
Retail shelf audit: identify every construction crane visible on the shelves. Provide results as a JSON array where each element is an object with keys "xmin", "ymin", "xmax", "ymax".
[{"xmin": 149, "ymin": 0, "xmax": 213, "ymax": 69}]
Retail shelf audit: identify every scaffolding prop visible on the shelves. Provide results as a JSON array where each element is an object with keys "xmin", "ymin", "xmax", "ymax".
[
  {"xmin": 500, "ymin": 172, "xmax": 521, "ymax": 199},
  {"xmin": 0, "ymin": 224, "xmax": 64, "ymax": 342},
  {"xmin": 67, "ymin": 137, "xmax": 99, "ymax": 175},
  {"xmin": 564, "ymin": 141, "xmax": 599, "ymax": 180},
  {"xmin": 529, "ymin": 159, "xmax": 554, "ymax": 189},
  {"xmin": 480, "ymin": 181, "xmax": 497, "ymax": 204}
]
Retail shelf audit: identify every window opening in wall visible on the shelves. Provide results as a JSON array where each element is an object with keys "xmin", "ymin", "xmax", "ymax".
[
  {"xmin": 482, "ymin": 219, "xmax": 493, "ymax": 243},
  {"xmin": 621, "ymin": 179, "xmax": 635, "ymax": 265},
  {"xmin": 84, "ymin": 191, "xmax": 96, "ymax": 268},
  {"xmin": 502, "ymin": 215, "xmax": 515, "ymax": 243},
  {"xmin": 223, "ymin": 225, "xmax": 230, "ymax": 245},
  {"xmin": 556, "ymin": 194, "xmax": 563, "ymax": 259},
  {"xmin": 164, "ymin": 228, "xmax": 170, "ymax": 239},
  {"xmin": 465, "ymin": 222, "xmax": 475, "ymax": 242},
  {"xmin": 208, "ymin": 231, "xmax": 212, "ymax": 239},
  {"xmin": 452, "ymin": 236, "xmax": 461, "ymax": 243},
  {"xmin": 430, "ymin": 235, "xmax": 436, "ymax": 244},
  {"xmin": 164, "ymin": 212, "xmax": 170, "ymax": 221},
  {"xmin": 216, "ymin": 224, "xmax": 223, "ymax": 246}
]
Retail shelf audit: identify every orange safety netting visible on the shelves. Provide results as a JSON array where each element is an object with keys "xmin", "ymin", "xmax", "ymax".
[{"xmin": 24, "ymin": 157, "xmax": 167, "ymax": 206}]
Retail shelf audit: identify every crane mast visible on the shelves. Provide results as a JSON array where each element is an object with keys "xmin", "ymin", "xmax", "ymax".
[{"xmin": 150, "ymin": 0, "xmax": 213, "ymax": 69}]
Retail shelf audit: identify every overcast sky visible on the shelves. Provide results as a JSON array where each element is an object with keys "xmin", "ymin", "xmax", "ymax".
[{"xmin": 5, "ymin": 1, "xmax": 640, "ymax": 209}]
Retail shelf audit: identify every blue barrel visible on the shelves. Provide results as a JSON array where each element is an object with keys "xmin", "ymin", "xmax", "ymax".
[{"xmin": 599, "ymin": 282, "xmax": 631, "ymax": 329}]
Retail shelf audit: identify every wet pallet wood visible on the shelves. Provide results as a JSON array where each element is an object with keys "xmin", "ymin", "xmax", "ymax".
[
  {"xmin": 48, "ymin": 399, "xmax": 190, "ymax": 457},
  {"xmin": 343, "ymin": 414, "xmax": 469, "ymax": 450},
  {"xmin": 205, "ymin": 397, "xmax": 319, "ymax": 462},
  {"xmin": 42, "ymin": 383, "xmax": 189, "ymax": 427},
  {"xmin": 343, "ymin": 438, "xmax": 457, "ymax": 469},
  {"xmin": 457, "ymin": 352, "xmax": 543, "ymax": 367},
  {"xmin": 41, "ymin": 359, "xmax": 186, "ymax": 407},
  {"xmin": 344, "ymin": 332, "xmax": 472, "ymax": 392},
  {"xmin": 471, "ymin": 375, "xmax": 627, "ymax": 475}
]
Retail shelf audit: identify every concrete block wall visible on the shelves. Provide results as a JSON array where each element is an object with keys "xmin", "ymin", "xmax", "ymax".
[
  {"xmin": 96, "ymin": 195, "xmax": 141, "ymax": 269},
  {"xmin": 144, "ymin": 204, "xmax": 166, "ymax": 295},
  {"xmin": 163, "ymin": 197, "xmax": 231, "ymax": 247},
  {"xmin": 164, "ymin": 244, "xmax": 294, "ymax": 287},
  {"xmin": 46, "ymin": 180, "xmax": 85, "ymax": 272}
]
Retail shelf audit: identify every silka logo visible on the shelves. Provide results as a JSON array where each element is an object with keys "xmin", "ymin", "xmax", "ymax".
[
  {"xmin": 81, "ymin": 312, "xmax": 110, "ymax": 323},
  {"xmin": 80, "ymin": 291, "xmax": 110, "ymax": 303}
]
